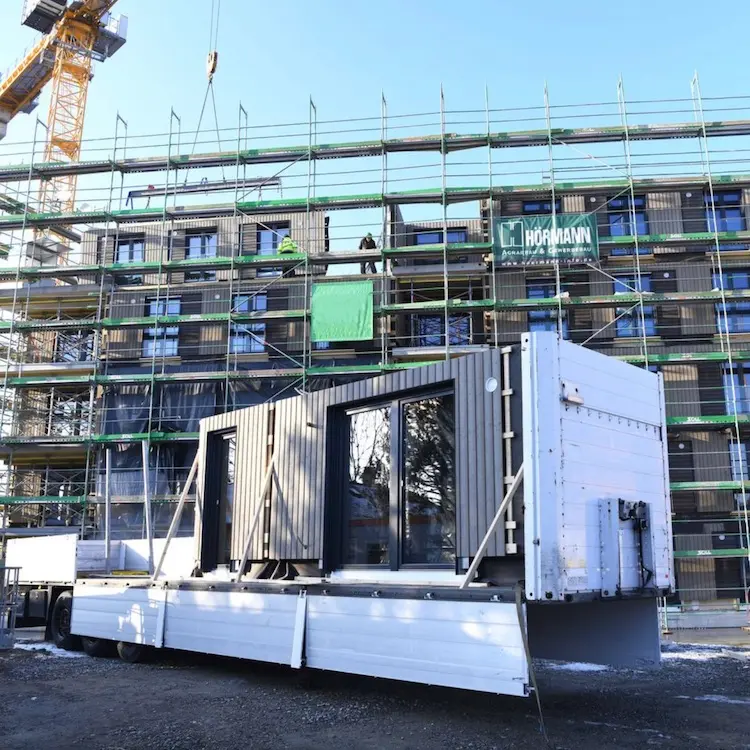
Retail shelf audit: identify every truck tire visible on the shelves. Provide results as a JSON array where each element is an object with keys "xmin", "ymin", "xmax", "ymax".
[
  {"xmin": 50, "ymin": 590, "xmax": 81, "ymax": 651},
  {"xmin": 81, "ymin": 636, "xmax": 115, "ymax": 658},
  {"xmin": 117, "ymin": 641, "xmax": 149, "ymax": 663}
]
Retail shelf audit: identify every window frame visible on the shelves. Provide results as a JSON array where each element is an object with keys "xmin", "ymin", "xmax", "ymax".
[
  {"xmin": 521, "ymin": 198, "xmax": 561, "ymax": 215},
  {"xmin": 333, "ymin": 386, "xmax": 457, "ymax": 572},
  {"xmin": 114, "ymin": 236, "xmax": 145, "ymax": 284},
  {"xmin": 608, "ymin": 195, "xmax": 650, "ymax": 254},
  {"xmin": 230, "ymin": 292, "xmax": 267, "ymax": 354},
  {"xmin": 705, "ymin": 191, "xmax": 746, "ymax": 234},
  {"xmin": 613, "ymin": 273, "xmax": 656, "ymax": 338},
  {"xmin": 713, "ymin": 270, "xmax": 750, "ymax": 333},
  {"xmin": 185, "ymin": 230, "xmax": 218, "ymax": 282},
  {"xmin": 256, "ymin": 221, "xmax": 291, "ymax": 278},
  {"xmin": 143, "ymin": 296, "xmax": 180, "ymax": 358},
  {"xmin": 526, "ymin": 278, "xmax": 569, "ymax": 338}
]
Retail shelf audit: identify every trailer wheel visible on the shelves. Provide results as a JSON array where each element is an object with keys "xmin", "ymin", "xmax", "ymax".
[
  {"xmin": 50, "ymin": 590, "xmax": 81, "ymax": 651},
  {"xmin": 117, "ymin": 641, "xmax": 149, "ymax": 663},
  {"xmin": 81, "ymin": 637, "xmax": 115, "ymax": 658}
]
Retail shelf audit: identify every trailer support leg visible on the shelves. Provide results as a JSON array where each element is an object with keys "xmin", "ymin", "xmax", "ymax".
[{"xmin": 459, "ymin": 464, "xmax": 524, "ymax": 590}]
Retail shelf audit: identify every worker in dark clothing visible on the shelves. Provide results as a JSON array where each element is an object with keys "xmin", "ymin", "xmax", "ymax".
[{"xmin": 359, "ymin": 232, "xmax": 377, "ymax": 274}]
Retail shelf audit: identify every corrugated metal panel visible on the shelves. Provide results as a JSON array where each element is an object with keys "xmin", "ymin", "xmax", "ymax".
[
  {"xmin": 562, "ymin": 195, "xmax": 585, "ymax": 213},
  {"xmin": 676, "ymin": 263, "xmax": 714, "ymax": 336},
  {"xmin": 648, "ymin": 192, "xmax": 685, "ymax": 255},
  {"xmin": 493, "ymin": 270, "xmax": 526, "ymax": 344},
  {"xmin": 661, "ymin": 364, "xmax": 700, "ymax": 418},
  {"xmin": 589, "ymin": 273, "xmax": 614, "ymax": 341},
  {"xmin": 200, "ymin": 286, "xmax": 227, "ymax": 356},
  {"xmin": 106, "ymin": 290, "xmax": 147, "ymax": 359}
]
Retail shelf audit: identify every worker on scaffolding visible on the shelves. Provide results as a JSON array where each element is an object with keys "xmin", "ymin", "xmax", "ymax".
[
  {"xmin": 278, "ymin": 233, "xmax": 298, "ymax": 255},
  {"xmin": 278, "ymin": 232, "xmax": 298, "ymax": 277},
  {"xmin": 359, "ymin": 232, "xmax": 377, "ymax": 274}
]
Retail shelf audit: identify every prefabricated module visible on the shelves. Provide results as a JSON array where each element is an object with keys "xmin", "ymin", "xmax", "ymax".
[{"xmin": 9, "ymin": 332, "xmax": 673, "ymax": 696}]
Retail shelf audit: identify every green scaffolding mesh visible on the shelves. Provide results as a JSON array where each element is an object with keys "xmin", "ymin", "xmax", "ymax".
[{"xmin": 311, "ymin": 280, "xmax": 374, "ymax": 342}]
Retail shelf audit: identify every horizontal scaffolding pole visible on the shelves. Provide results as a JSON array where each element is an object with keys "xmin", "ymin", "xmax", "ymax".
[{"xmin": 2, "ymin": 119, "xmax": 750, "ymax": 183}]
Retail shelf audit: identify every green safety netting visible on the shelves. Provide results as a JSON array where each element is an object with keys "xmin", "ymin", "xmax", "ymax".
[{"xmin": 311, "ymin": 280, "xmax": 374, "ymax": 342}]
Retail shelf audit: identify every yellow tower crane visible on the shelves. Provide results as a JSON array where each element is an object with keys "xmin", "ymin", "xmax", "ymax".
[{"xmin": 0, "ymin": 0, "xmax": 127, "ymax": 217}]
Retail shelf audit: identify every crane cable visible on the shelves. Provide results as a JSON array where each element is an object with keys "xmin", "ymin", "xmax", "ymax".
[{"xmin": 185, "ymin": 0, "xmax": 224, "ymax": 183}]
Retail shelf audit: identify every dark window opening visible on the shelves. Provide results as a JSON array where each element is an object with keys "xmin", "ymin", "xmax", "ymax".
[
  {"xmin": 522, "ymin": 198, "xmax": 561, "ymax": 215},
  {"xmin": 341, "ymin": 390, "xmax": 456, "ymax": 570},
  {"xmin": 185, "ymin": 231, "xmax": 217, "ymax": 282},
  {"xmin": 411, "ymin": 314, "xmax": 471, "ymax": 347},
  {"xmin": 201, "ymin": 430, "xmax": 236, "ymax": 571},
  {"xmin": 722, "ymin": 362, "xmax": 750, "ymax": 415}
]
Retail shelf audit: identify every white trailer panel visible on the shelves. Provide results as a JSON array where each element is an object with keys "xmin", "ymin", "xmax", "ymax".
[
  {"xmin": 163, "ymin": 589, "xmax": 298, "ymax": 665},
  {"xmin": 522, "ymin": 334, "xmax": 673, "ymax": 601},
  {"xmin": 306, "ymin": 597, "xmax": 528, "ymax": 696},
  {"xmin": 71, "ymin": 583, "xmax": 166, "ymax": 646}
]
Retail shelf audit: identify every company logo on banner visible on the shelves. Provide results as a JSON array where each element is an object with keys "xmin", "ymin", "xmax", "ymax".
[{"xmin": 493, "ymin": 213, "xmax": 599, "ymax": 265}]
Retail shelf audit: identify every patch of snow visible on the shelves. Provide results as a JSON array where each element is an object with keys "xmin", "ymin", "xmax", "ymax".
[
  {"xmin": 676, "ymin": 694, "xmax": 750, "ymax": 706},
  {"xmin": 14, "ymin": 641, "xmax": 87, "ymax": 659},
  {"xmin": 544, "ymin": 661, "xmax": 609, "ymax": 672}
]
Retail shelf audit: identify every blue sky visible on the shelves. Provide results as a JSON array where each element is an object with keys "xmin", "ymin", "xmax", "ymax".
[{"xmin": 1, "ymin": 0, "xmax": 749, "ymax": 148}]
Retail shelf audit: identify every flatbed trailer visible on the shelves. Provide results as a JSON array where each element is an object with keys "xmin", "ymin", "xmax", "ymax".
[{"xmin": 9, "ymin": 333, "xmax": 673, "ymax": 696}]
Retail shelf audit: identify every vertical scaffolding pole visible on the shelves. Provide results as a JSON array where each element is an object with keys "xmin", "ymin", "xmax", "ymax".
[
  {"xmin": 104, "ymin": 447, "xmax": 112, "ymax": 573},
  {"xmin": 691, "ymin": 73, "xmax": 750, "ymax": 585},
  {"xmin": 617, "ymin": 78, "xmax": 650, "ymax": 366},
  {"xmin": 544, "ymin": 83, "xmax": 564, "ymax": 338},
  {"xmin": 302, "ymin": 97, "xmax": 317, "ymax": 391},
  {"xmin": 439, "ymin": 85, "xmax": 450, "ymax": 362},
  {"xmin": 380, "ymin": 92, "xmax": 389, "ymax": 366},
  {"xmin": 485, "ymin": 84, "xmax": 499, "ymax": 350},
  {"xmin": 223, "ymin": 101, "xmax": 248, "ymax": 411},
  {"xmin": 141, "ymin": 440, "xmax": 153, "ymax": 572}
]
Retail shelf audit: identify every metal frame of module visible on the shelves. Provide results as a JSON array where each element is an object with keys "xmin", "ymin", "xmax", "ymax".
[{"xmin": 65, "ymin": 333, "xmax": 673, "ymax": 695}]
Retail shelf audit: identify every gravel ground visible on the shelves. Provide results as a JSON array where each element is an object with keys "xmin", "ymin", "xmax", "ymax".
[{"xmin": 1, "ymin": 637, "xmax": 749, "ymax": 750}]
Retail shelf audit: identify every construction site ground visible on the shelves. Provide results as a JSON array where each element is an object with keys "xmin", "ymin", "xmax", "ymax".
[{"xmin": 1, "ymin": 629, "xmax": 749, "ymax": 750}]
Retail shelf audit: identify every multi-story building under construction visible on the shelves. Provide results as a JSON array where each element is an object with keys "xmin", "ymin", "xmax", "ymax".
[{"xmin": 1, "ymin": 83, "xmax": 749, "ymax": 611}]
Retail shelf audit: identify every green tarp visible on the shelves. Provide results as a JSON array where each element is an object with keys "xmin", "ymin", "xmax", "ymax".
[{"xmin": 311, "ymin": 280, "xmax": 374, "ymax": 342}]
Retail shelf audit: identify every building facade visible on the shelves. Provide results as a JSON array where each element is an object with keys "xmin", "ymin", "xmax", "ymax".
[{"xmin": 1, "ymin": 103, "xmax": 749, "ymax": 608}]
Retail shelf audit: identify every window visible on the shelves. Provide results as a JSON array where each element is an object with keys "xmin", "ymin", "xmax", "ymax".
[
  {"xmin": 522, "ymin": 198, "xmax": 561, "ymax": 215},
  {"xmin": 527, "ymin": 279, "xmax": 569, "ymax": 338},
  {"xmin": 143, "ymin": 297, "xmax": 180, "ymax": 357},
  {"xmin": 413, "ymin": 228, "xmax": 468, "ymax": 265},
  {"xmin": 713, "ymin": 270, "xmax": 750, "ymax": 333},
  {"xmin": 256, "ymin": 222, "xmax": 290, "ymax": 277},
  {"xmin": 412, "ymin": 314, "xmax": 471, "ymax": 347},
  {"xmin": 230, "ymin": 293, "xmax": 266, "ymax": 354},
  {"xmin": 114, "ymin": 237, "xmax": 144, "ymax": 284},
  {"xmin": 414, "ymin": 229, "xmax": 468, "ymax": 245},
  {"xmin": 608, "ymin": 196, "xmax": 649, "ymax": 255},
  {"xmin": 185, "ymin": 231, "xmax": 217, "ymax": 282},
  {"xmin": 722, "ymin": 363, "xmax": 750, "ymax": 415},
  {"xmin": 706, "ymin": 191, "xmax": 746, "ymax": 233},
  {"xmin": 343, "ymin": 391, "xmax": 455, "ymax": 568},
  {"xmin": 614, "ymin": 274, "xmax": 656, "ymax": 337}
]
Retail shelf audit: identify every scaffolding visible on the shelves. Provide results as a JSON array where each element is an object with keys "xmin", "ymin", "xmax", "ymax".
[{"xmin": 1, "ymin": 78, "xmax": 750, "ymax": 611}]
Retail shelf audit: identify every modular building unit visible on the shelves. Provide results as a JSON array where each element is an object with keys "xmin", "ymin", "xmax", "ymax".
[{"xmin": 67, "ymin": 332, "xmax": 672, "ymax": 696}]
